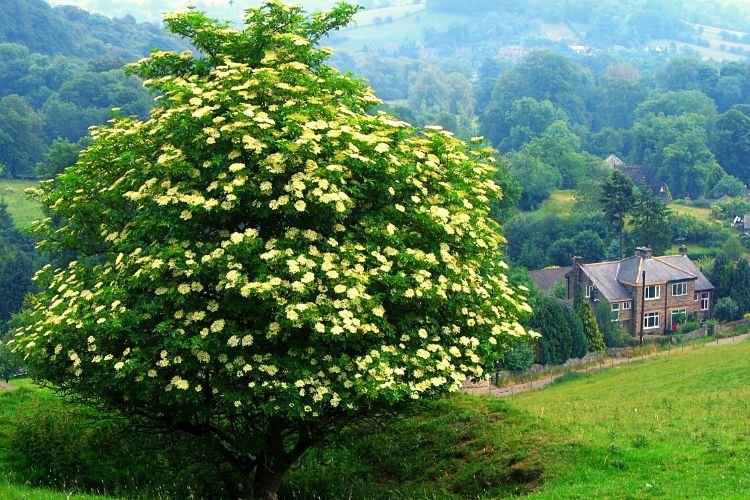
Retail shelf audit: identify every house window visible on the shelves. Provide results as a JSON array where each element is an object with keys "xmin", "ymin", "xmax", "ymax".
[
  {"xmin": 700, "ymin": 292, "xmax": 710, "ymax": 311},
  {"xmin": 671, "ymin": 309, "xmax": 687, "ymax": 329},
  {"xmin": 644, "ymin": 312, "xmax": 660, "ymax": 329},
  {"xmin": 622, "ymin": 301, "xmax": 631, "ymax": 310},
  {"xmin": 611, "ymin": 302, "xmax": 620, "ymax": 321},
  {"xmin": 671, "ymin": 282, "xmax": 688, "ymax": 296},
  {"xmin": 585, "ymin": 285, "xmax": 594, "ymax": 298},
  {"xmin": 645, "ymin": 285, "xmax": 660, "ymax": 300},
  {"xmin": 694, "ymin": 292, "xmax": 699, "ymax": 301}
]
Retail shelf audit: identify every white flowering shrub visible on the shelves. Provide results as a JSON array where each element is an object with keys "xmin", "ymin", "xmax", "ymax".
[{"xmin": 12, "ymin": 1, "xmax": 533, "ymax": 496}]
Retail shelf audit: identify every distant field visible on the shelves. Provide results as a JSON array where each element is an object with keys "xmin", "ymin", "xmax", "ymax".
[
  {"xmin": 648, "ymin": 38, "xmax": 746, "ymax": 61},
  {"xmin": 666, "ymin": 243, "xmax": 712, "ymax": 256},
  {"xmin": 537, "ymin": 20, "xmax": 576, "ymax": 41},
  {"xmin": 335, "ymin": 7, "xmax": 458, "ymax": 53},
  {"xmin": 534, "ymin": 190, "xmax": 576, "ymax": 216},
  {"xmin": 0, "ymin": 179, "xmax": 43, "ymax": 229},
  {"xmin": 353, "ymin": 2, "xmax": 426, "ymax": 27},
  {"xmin": 667, "ymin": 202, "xmax": 713, "ymax": 220}
]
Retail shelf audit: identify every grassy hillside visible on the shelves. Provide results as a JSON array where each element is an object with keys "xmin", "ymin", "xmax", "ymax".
[
  {"xmin": 0, "ymin": 179, "xmax": 43, "ymax": 229},
  {"xmin": 4, "ymin": 339, "xmax": 750, "ymax": 498},
  {"xmin": 533, "ymin": 190, "xmax": 576, "ymax": 216},
  {"xmin": 512, "ymin": 338, "xmax": 750, "ymax": 498},
  {"xmin": 288, "ymin": 338, "xmax": 750, "ymax": 498}
]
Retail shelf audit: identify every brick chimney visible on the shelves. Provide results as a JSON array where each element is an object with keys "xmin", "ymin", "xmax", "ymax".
[
  {"xmin": 679, "ymin": 244, "xmax": 688, "ymax": 256},
  {"xmin": 635, "ymin": 247, "xmax": 652, "ymax": 259}
]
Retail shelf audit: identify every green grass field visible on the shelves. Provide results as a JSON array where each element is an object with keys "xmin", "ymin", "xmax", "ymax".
[
  {"xmin": 4, "ymin": 338, "xmax": 750, "ymax": 498},
  {"xmin": 534, "ymin": 190, "xmax": 576, "ymax": 216},
  {"xmin": 0, "ymin": 179, "xmax": 43, "ymax": 229},
  {"xmin": 512, "ymin": 338, "xmax": 750, "ymax": 498},
  {"xmin": 668, "ymin": 202, "xmax": 714, "ymax": 221}
]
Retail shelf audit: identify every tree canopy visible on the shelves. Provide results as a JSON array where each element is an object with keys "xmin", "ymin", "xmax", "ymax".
[{"xmin": 11, "ymin": 2, "xmax": 533, "ymax": 497}]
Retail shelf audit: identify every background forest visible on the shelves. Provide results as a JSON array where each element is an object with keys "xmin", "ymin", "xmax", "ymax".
[{"xmin": 4, "ymin": 0, "xmax": 750, "ymax": 351}]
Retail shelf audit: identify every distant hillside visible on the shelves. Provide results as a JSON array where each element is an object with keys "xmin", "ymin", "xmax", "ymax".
[
  {"xmin": 0, "ymin": 0, "xmax": 185, "ymax": 60},
  {"xmin": 0, "ymin": 0, "xmax": 192, "ymax": 179}
]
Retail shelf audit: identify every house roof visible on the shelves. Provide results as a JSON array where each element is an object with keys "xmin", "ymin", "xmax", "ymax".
[
  {"xmin": 658, "ymin": 255, "xmax": 714, "ymax": 291},
  {"xmin": 575, "ymin": 253, "xmax": 714, "ymax": 303},
  {"xmin": 605, "ymin": 154, "xmax": 624, "ymax": 168},
  {"xmin": 616, "ymin": 255, "xmax": 696, "ymax": 285},
  {"xmin": 580, "ymin": 262, "xmax": 632, "ymax": 301},
  {"xmin": 528, "ymin": 266, "xmax": 572, "ymax": 293}
]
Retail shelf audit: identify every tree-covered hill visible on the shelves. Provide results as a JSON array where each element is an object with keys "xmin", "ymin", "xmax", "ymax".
[
  {"xmin": 0, "ymin": 0, "xmax": 184, "ymax": 60},
  {"xmin": 0, "ymin": 0, "xmax": 191, "ymax": 179}
]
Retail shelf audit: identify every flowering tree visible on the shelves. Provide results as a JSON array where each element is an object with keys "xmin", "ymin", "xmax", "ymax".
[{"xmin": 11, "ymin": 2, "xmax": 533, "ymax": 497}]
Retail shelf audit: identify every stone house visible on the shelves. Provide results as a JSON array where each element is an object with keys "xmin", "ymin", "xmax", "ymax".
[{"xmin": 565, "ymin": 247, "xmax": 714, "ymax": 336}]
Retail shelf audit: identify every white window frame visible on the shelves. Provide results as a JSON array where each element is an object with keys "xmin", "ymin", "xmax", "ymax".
[
  {"xmin": 645, "ymin": 285, "xmax": 660, "ymax": 301},
  {"xmin": 611, "ymin": 302, "xmax": 620, "ymax": 321},
  {"xmin": 671, "ymin": 282, "xmax": 688, "ymax": 297},
  {"xmin": 585, "ymin": 285, "xmax": 594, "ymax": 298},
  {"xmin": 622, "ymin": 301, "xmax": 632, "ymax": 310},
  {"xmin": 671, "ymin": 309, "xmax": 687, "ymax": 328},
  {"xmin": 700, "ymin": 292, "xmax": 710, "ymax": 311},
  {"xmin": 644, "ymin": 312, "xmax": 660, "ymax": 329},
  {"xmin": 694, "ymin": 292, "xmax": 699, "ymax": 301}
]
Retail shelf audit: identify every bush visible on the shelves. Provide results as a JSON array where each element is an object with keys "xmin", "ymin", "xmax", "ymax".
[
  {"xmin": 500, "ymin": 342, "xmax": 536, "ymax": 372},
  {"xmin": 714, "ymin": 297, "xmax": 740, "ymax": 322},
  {"xmin": 565, "ymin": 306, "xmax": 588, "ymax": 358},
  {"xmin": 691, "ymin": 198, "xmax": 712, "ymax": 209},
  {"xmin": 594, "ymin": 300, "xmax": 630, "ymax": 347},
  {"xmin": 678, "ymin": 321, "xmax": 700, "ymax": 333}
]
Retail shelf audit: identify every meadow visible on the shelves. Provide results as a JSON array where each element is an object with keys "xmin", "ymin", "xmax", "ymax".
[
  {"xmin": 0, "ymin": 179, "xmax": 43, "ymax": 229},
  {"xmin": 3, "ymin": 337, "xmax": 750, "ymax": 498}
]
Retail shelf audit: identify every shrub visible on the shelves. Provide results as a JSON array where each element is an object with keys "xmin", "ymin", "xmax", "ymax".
[
  {"xmin": 714, "ymin": 297, "xmax": 740, "ymax": 322},
  {"xmin": 500, "ymin": 342, "xmax": 536, "ymax": 372}
]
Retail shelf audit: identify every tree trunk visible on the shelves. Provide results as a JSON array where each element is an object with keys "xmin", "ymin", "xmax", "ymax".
[
  {"xmin": 241, "ymin": 420, "xmax": 314, "ymax": 499},
  {"xmin": 248, "ymin": 462, "xmax": 287, "ymax": 500}
]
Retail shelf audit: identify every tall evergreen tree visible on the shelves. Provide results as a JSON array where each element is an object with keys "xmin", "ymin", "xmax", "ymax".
[
  {"xmin": 629, "ymin": 185, "xmax": 671, "ymax": 254},
  {"xmin": 731, "ymin": 260, "xmax": 750, "ymax": 316},
  {"xmin": 576, "ymin": 300, "xmax": 606, "ymax": 352},
  {"xmin": 532, "ymin": 296, "xmax": 573, "ymax": 365},
  {"xmin": 600, "ymin": 170, "xmax": 635, "ymax": 259}
]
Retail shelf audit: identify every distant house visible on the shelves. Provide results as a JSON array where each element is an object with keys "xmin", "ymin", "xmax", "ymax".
[
  {"xmin": 499, "ymin": 45, "xmax": 525, "ymax": 59},
  {"xmin": 529, "ymin": 266, "xmax": 573, "ymax": 296},
  {"xmin": 565, "ymin": 247, "xmax": 714, "ymax": 336},
  {"xmin": 607, "ymin": 154, "xmax": 671, "ymax": 200},
  {"xmin": 732, "ymin": 214, "xmax": 750, "ymax": 233},
  {"xmin": 605, "ymin": 154, "xmax": 624, "ymax": 169}
]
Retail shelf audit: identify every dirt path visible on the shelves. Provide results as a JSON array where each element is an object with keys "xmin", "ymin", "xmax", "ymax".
[
  {"xmin": 464, "ymin": 333, "xmax": 750, "ymax": 398},
  {"xmin": 0, "ymin": 381, "xmax": 17, "ymax": 391}
]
